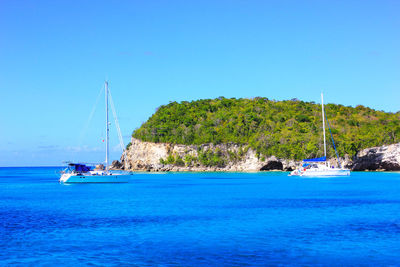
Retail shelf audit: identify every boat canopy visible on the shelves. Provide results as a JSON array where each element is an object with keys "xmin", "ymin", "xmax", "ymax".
[
  {"xmin": 68, "ymin": 163, "xmax": 92, "ymax": 172},
  {"xmin": 303, "ymin": 156, "xmax": 326, "ymax": 162}
]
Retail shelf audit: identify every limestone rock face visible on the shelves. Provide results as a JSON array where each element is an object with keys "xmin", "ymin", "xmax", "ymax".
[
  {"xmin": 352, "ymin": 143, "xmax": 400, "ymax": 171},
  {"xmin": 123, "ymin": 138, "xmax": 193, "ymax": 171},
  {"xmin": 123, "ymin": 138, "xmax": 295, "ymax": 172}
]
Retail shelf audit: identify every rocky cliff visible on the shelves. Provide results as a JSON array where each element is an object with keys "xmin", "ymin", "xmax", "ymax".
[
  {"xmin": 120, "ymin": 138, "xmax": 297, "ymax": 172},
  {"xmin": 352, "ymin": 143, "xmax": 400, "ymax": 171},
  {"xmin": 112, "ymin": 138, "xmax": 400, "ymax": 172}
]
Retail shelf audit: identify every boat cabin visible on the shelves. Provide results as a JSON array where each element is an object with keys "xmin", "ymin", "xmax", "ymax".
[{"xmin": 67, "ymin": 163, "xmax": 92, "ymax": 174}]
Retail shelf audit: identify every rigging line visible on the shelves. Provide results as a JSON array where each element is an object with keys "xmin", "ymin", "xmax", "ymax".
[
  {"xmin": 324, "ymin": 110, "xmax": 342, "ymax": 168},
  {"xmin": 108, "ymin": 88, "xmax": 126, "ymax": 156},
  {"xmin": 78, "ymin": 84, "xmax": 104, "ymax": 148}
]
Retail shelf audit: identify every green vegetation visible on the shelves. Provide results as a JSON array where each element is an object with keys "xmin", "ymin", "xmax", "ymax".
[
  {"xmin": 126, "ymin": 142, "xmax": 132, "ymax": 150},
  {"xmin": 133, "ymin": 97, "xmax": 400, "ymax": 160},
  {"xmin": 198, "ymin": 148, "xmax": 226, "ymax": 167},
  {"xmin": 160, "ymin": 153, "xmax": 195, "ymax": 166}
]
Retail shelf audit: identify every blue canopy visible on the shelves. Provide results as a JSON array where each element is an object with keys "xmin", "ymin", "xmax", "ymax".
[
  {"xmin": 69, "ymin": 163, "xmax": 92, "ymax": 172},
  {"xmin": 303, "ymin": 156, "xmax": 326, "ymax": 162}
]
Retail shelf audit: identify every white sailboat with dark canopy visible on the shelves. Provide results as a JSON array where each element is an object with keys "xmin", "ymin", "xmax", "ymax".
[
  {"xmin": 60, "ymin": 81, "xmax": 130, "ymax": 183},
  {"xmin": 290, "ymin": 93, "xmax": 350, "ymax": 177}
]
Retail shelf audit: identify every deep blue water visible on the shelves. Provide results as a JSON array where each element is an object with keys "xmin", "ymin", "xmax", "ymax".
[{"xmin": 1, "ymin": 168, "xmax": 400, "ymax": 266}]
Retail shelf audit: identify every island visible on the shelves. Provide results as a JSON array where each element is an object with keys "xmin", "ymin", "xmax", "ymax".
[{"xmin": 112, "ymin": 97, "xmax": 400, "ymax": 172}]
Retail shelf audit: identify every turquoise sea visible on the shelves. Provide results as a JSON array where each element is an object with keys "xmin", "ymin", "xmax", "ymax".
[{"xmin": 1, "ymin": 167, "xmax": 400, "ymax": 266}]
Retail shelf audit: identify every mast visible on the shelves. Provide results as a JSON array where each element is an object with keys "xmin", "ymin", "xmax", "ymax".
[
  {"xmin": 105, "ymin": 81, "xmax": 109, "ymax": 172},
  {"xmin": 321, "ymin": 92, "xmax": 327, "ymax": 165}
]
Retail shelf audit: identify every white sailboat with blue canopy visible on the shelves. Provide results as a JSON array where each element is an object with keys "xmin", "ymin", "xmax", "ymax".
[
  {"xmin": 290, "ymin": 93, "xmax": 350, "ymax": 177},
  {"xmin": 59, "ymin": 81, "xmax": 131, "ymax": 183}
]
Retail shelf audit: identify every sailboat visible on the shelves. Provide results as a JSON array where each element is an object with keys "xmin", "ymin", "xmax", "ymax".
[
  {"xmin": 59, "ymin": 81, "xmax": 130, "ymax": 183},
  {"xmin": 289, "ymin": 93, "xmax": 350, "ymax": 177}
]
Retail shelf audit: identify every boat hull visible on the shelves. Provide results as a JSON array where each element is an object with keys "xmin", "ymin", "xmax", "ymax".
[
  {"xmin": 60, "ymin": 173, "xmax": 129, "ymax": 183},
  {"xmin": 301, "ymin": 169, "xmax": 350, "ymax": 177},
  {"xmin": 290, "ymin": 169, "xmax": 350, "ymax": 177}
]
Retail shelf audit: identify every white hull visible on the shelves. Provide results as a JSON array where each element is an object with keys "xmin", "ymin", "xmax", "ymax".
[
  {"xmin": 60, "ymin": 173, "xmax": 129, "ymax": 183},
  {"xmin": 290, "ymin": 168, "xmax": 350, "ymax": 177}
]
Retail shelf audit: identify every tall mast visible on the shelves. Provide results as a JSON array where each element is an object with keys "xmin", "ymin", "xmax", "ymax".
[
  {"xmin": 321, "ymin": 92, "xmax": 327, "ymax": 164},
  {"xmin": 105, "ymin": 81, "xmax": 109, "ymax": 172}
]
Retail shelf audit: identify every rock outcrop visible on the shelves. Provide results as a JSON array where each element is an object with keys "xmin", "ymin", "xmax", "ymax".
[
  {"xmin": 109, "ymin": 160, "xmax": 123, "ymax": 170},
  {"xmin": 95, "ymin": 164, "xmax": 105, "ymax": 170},
  {"xmin": 352, "ymin": 143, "xmax": 400, "ymax": 171},
  {"xmin": 118, "ymin": 138, "xmax": 400, "ymax": 172}
]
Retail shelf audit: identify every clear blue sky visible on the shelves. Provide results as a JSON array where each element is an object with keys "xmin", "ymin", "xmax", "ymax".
[{"xmin": 1, "ymin": 0, "xmax": 399, "ymax": 166}]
